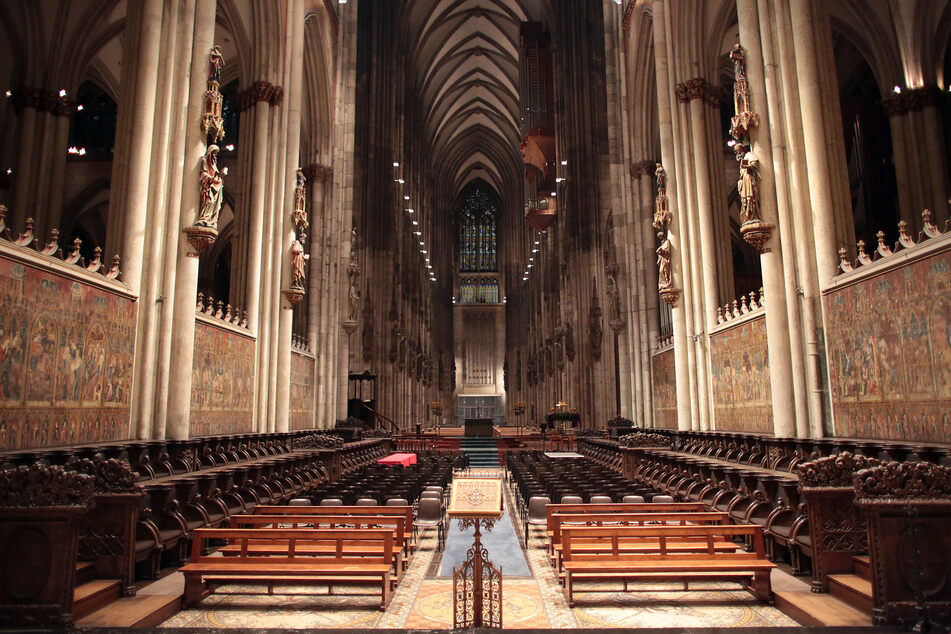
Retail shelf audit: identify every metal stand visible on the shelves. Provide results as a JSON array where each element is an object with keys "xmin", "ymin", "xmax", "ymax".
[{"xmin": 453, "ymin": 516, "xmax": 502, "ymax": 629}]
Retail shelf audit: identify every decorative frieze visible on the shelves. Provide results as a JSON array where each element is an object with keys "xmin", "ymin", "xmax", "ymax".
[
  {"xmin": 195, "ymin": 292, "xmax": 248, "ymax": 329},
  {"xmin": 838, "ymin": 208, "xmax": 950, "ymax": 274},
  {"xmin": 0, "ymin": 206, "xmax": 122, "ymax": 281}
]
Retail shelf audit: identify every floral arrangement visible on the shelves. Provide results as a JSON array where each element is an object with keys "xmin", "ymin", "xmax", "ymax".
[{"xmin": 546, "ymin": 401, "xmax": 581, "ymax": 428}]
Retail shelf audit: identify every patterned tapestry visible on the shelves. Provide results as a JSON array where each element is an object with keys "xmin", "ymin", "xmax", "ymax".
[
  {"xmin": 651, "ymin": 349, "xmax": 677, "ymax": 429},
  {"xmin": 290, "ymin": 350, "xmax": 315, "ymax": 430},
  {"xmin": 190, "ymin": 320, "xmax": 254, "ymax": 436},
  {"xmin": 0, "ymin": 254, "xmax": 136, "ymax": 450},
  {"xmin": 709, "ymin": 315, "xmax": 773, "ymax": 433},
  {"xmin": 824, "ymin": 247, "xmax": 951, "ymax": 442}
]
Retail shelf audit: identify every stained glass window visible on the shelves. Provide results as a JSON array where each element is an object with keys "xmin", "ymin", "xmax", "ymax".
[{"xmin": 459, "ymin": 187, "xmax": 497, "ymax": 272}]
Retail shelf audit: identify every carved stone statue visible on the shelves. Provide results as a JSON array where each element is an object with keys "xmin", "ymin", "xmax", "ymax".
[
  {"xmin": 348, "ymin": 283, "xmax": 361, "ymax": 321},
  {"xmin": 293, "ymin": 167, "xmax": 308, "ymax": 231},
  {"xmin": 209, "ymin": 46, "xmax": 225, "ymax": 83},
  {"xmin": 656, "ymin": 231, "xmax": 672, "ymax": 289},
  {"xmin": 290, "ymin": 236, "xmax": 308, "ymax": 290},
  {"xmin": 654, "ymin": 162, "xmax": 666, "ymax": 195},
  {"xmin": 730, "ymin": 43, "xmax": 748, "ymax": 115},
  {"xmin": 737, "ymin": 149, "xmax": 761, "ymax": 224},
  {"xmin": 196, "ymin": 145, "xmax": 227, "ymax": 228},
  {"xmin": 652, "ymin": 162, "xmax": 671, "ymax": 231}
]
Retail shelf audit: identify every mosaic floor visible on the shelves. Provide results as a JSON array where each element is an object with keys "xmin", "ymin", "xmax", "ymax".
[{"xmin": 159, "ymin": 470, "xmax": 802, "ymax": 629}]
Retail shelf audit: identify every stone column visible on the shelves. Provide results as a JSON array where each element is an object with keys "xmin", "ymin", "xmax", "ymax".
[
  {"xmin": 151, "ymin": 0, "xmax": 197, "ymax": 439},
  {"xmin": 10, "ymin": 90, "xmax": 38, "ymax": 228},
  {"xmin": 45, "ymin": 103, "xmax": 73, "ymax": 237},
  {"xmin": 652, "ymin": 0, "xmax": 691, "ymax": 431},
  {"xmin": 274, "ymin": 0, "xmax": 306, "ymax": 433},
  {"xmin": 638, "ymin": 167, "xmax": 659, "ymax": 427},
  {"xmin": 789, "ymin": 0, "xmax": 843, "ymax": 287},
  {"xmin": 737, "ymin": 0, "xmax": 797, "ymax": 438},
  {"xmin": 118, "ymin": 0, "xmax": 163, "ymax": 296},
  {"xmin": 165, "ymin": 0, "xmax": 218, "ymax": 440},
  {"xmin": 758, "ymin": 0, "xmax": 809, "ymax": 436},
  {"xmin": 332, "ymin": 0, "xmax": 359, "ymax": 420},
  {"xmin": 243, "ymin": 85, "xmax": 274, "ymax": 332}
]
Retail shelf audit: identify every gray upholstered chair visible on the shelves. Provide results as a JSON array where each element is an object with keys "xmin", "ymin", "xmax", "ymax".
[
  {"xmin": 652, "ymin": 494, "xmax": 675, "ymax": 503},
  {"xmin": 589, "ymin": 495, "xmax": 613, "ymax": 504},
  {"xmin": 524, "ymin": 496, "xmax": 551, "ymax": 542},
  {"xmin": 320, "ymin": 497, "xmax": 343, "ymax": 506},
  {"xmin": 622, "ymin": 495, "xmax": 646, "ymax": 504}
]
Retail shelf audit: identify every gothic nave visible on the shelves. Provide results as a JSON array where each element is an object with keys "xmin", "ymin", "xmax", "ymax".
[{"xmin": 1, "ymin": 0, "xmax": 951, "ymax": 631}]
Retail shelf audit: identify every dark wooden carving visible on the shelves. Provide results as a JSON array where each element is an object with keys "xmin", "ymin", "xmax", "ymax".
[
  {"xmin": 0, "ymin": 464, "xmax": 94, "ymax": 627},
  {"xmin": 69, "ymin": 454, "xmax": 143, "ymax": 597},
  {"xmin": 798, "ymin": 452, "xmax": 880, "ymax": 592},
  {"xmin": 855, "ymin": 462, "xmax": 951, "ymax": 627}
]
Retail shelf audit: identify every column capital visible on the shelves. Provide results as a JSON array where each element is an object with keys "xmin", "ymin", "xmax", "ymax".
[
  {"xmin": 303, "ymin": 163, "xmax": 333, "ymax": 182},
  {"xmin": 9, "ymin": 87, "xmax": 74, "ymax": 116},
  {"xmin": 882, "ymin": 86, "xmax": 941, "ymax": 116},
  {"xmin": 239, "ymin": 80, "xmax": 284, "ymax": 110},
  {"xmin": 629, "ymin": 159, "xmax": 656, "ymax": 178},
  {"xmin": 676, "ymin": 78, "xmax": 717, "ymax": 105}
]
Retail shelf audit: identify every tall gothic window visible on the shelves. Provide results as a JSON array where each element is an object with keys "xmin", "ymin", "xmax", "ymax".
[{"xmin": 458, "ymin": 186, "xmax": 497, "ymax": 272}]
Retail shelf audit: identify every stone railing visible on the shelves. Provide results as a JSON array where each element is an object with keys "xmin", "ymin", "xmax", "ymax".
[
  {"xmin": 195, "ymin": 292, "xmax": 248, "ymax": 329},
  {"xmin": 292, "ymin": 334, "xmax": 311, "ymax": 352},
  {"xmin": 0, "ymin": 205, "xmax": 121, "ymax": 282},
  {"xmin": 717, "ymin": 287, "xmax": 764, "ymax": 326},
  {"xmin": 838, "ymin": 208, "xmax": 949, "ymax": 274}
]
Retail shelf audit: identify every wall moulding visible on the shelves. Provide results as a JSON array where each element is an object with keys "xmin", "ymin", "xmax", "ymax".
[{"xmin": 0, "ymin": 241, "xmax": 133, "ymax": 302}]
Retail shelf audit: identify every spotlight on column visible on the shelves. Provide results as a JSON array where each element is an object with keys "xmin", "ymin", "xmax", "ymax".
[
  {"xmin": 393, "ymin": 162, "xmax": 399, "ymax": 167},
  {"xmin": 893, "ymin": 85, "xmax": 902, "ymax": 94},
  {"xmin": 225, "ymin": 144, "xmax": 235, "ymax": 151},
  {"xmin": 58, "ymin": 89, "xmax": 67, "ymax": 97},
  {"xmin": 4, "ymin": 90, "xmax": 11, "ymax": 98},
  {"xmin": 76, "ymin": 104, "xmax": 83, "ymax": 111}
]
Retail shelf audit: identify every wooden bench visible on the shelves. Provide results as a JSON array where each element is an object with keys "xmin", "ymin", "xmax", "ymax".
[
  {"xmin": 226, "ymin": 514, "xmax": 409, "ymax": 576},
  {"xmin": 180, "ymin": 527, "xmax": 394, "ymax": 609},
  {"xmin": 547, "ymin": 511, "xmax": 735, "ymax": 572},
  {"xmin": 252, "ymin": 504, "xmax": 414, "ymax": 549},
  {"xmin": 559, "ymin": 524, "xmax": 774, "ymax": 606},
  {"xmin": 545, "ymin": 502, "xmax": 708, "ymax": 536}
]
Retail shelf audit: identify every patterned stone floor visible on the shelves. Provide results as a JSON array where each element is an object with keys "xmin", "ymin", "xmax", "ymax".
[{"xmin": 159, "ymin": 470, "xmax": 802, "ymax": 629}]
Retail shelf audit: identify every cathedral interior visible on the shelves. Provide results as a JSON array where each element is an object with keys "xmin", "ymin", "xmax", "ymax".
[{"xmin": 1, "ymin": 0, "xmax": 950, "ymax": 631}]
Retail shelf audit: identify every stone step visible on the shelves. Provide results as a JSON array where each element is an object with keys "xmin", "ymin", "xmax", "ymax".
[
  {"xmin": 828, "ymin": 573, "xmax": 874, "ymax": 614},
  {"xmin": 73, "ymin": 578, "xmax": 122, "ymax": 621},
  {"xmin": 774, "ymin": 589, "xmax": 871, "ymax": 627},
  {"xmin": 853, "ymin": 554, "xmax": 871, "ymax": 581},
  {"xmin": 75, "ymin": 561, "xmax": 97, "ymax": 586},
  {"xmin": 76, "ymin": 593, "xmax": 181, "ymax": 628}
]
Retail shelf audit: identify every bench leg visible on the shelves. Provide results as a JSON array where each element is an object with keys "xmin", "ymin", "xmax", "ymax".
[
  {"xmin": 564, "ymin": 572, "xmax": 574, "ymax": 607},
  {"xmin": 751, "ymin": 571, "xmax": 772, "ymax": 603},
  {"xmin": 183, "ymin": 573, "xmax": 208, "ymax": 606},
  {"xmin": 381, "ymin": 573, "xmax": 391, "ymax": 610}
]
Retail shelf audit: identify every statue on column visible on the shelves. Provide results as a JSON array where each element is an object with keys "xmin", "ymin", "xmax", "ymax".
[
  {"xmin": 343, "ymin": 228, "xmax": 360, "ymax": 335},
  {"xmin": 290, "ymin": 234, "xmax": 308, "ymax": 290},
  {"xmin": 293, "ymin": 168, "xmax": 308, "ymax": 232},
  {"xmin": 656, "ymin": 232, "xmax": 672, "ymax": 289},
  {"xmin": 729, "ymin": 43, "xmax": 759, "ymax": 140},
  {"xmin": 737, "ymin": 147, "xmax": 761, "ymax": 224},
  {"xmin": 196, "ymin": 145, "xmax": 227, "ymax": 228},
  {"xmin": 652, "ymin": 163, "xmax": 671, "ymax": 232},
  {"xmin": 202, "ymin": 46, "xmax": 226, "ymax": 141}
]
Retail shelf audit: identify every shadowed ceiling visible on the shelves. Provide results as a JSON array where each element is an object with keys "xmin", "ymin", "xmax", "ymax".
[{"xmin": 404, "ymin": 0, "xmax": 548, "ymax": 198}]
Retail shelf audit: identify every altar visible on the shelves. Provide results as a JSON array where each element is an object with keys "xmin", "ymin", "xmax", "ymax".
[{"xmin": 464, "ymin": 418, "xmax": 494, "ymax": 437}]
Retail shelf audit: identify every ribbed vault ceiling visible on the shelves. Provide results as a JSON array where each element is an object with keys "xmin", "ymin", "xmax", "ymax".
[{"xmin": 405, "ymin": 0, "xmax": 546, "ymax": 197}]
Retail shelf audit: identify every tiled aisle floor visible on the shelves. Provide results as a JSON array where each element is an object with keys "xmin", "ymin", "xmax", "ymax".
[{"xmin": 159, "ymin": 469, "xmax": 802, "ymax": 629}]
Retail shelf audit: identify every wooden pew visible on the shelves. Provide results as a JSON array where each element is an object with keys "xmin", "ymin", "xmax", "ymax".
[
  {"xmin": 252, "ymin": 505, "xmax": 414, "ymax": 552},
  {"xmin": 559, "ymin": 523, "xmax": 774, "ymax": 606},
  {"xmin": 544, "ymin": 502, "xmax": 708, "ymax": 552},
  {"xmin": 547, "ymin": 511, "xmax": 735, "ymax": 572},
  {"xmin": 180, "ymin": 527, "xmax": 394, "ymax": 609},
  {"xmin": 226, "ymin": 514, "xmax": 409, "ymax": 576}
]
